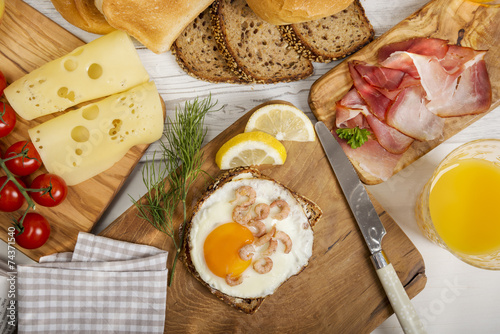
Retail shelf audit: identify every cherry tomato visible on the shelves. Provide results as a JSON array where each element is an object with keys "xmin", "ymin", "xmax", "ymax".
[
  {"xmin": 0, "ymin": 102, "xmax": 16, "ymax": 137},
  {"xmin": 30, "ymin": 173, "xmax": 68, "ymax": 207},
  {"xmin": 0, "ymin": 71, "xmax": 6, "ymax": 96},
  {"xmin": 15, "ymin": 212, "xmax": 51, "ymax": 249},
  {"xmin": 4, "ymin": 141, "xmax": 42, "ymax": 176},
  {"xmin": 0, "ymin": 176, "xmax": 26, "ymax": 212}
]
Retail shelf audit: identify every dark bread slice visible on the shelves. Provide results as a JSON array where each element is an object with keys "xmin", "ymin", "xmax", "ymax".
[
  {"xmin": 211, "ymin": 0, "xmax": 314, "ymax": 84},
  {"xmin": 278, "ymin": 0, "xmax": 374, "ymax": 63},
  {"xmin": 181, "ymin": 167, "xmax": 322, "ymax": 314},
  {"xmin": 172, "ymin": 8, "xmax": 248, "ymax": 84}
]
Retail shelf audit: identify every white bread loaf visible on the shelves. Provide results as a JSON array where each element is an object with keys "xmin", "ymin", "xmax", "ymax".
[
  {"xmin": 95, "ymin": 0, "xmax": 215, "ymax": 54},
  {"xmin": 245, "ymin": 0, "xmax": 354, "ymax": 25}
]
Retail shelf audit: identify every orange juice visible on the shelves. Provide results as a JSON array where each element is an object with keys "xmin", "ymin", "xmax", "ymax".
[{"xmin": 429, "ymin": 158, "xmax": 500, "ymax": 255}]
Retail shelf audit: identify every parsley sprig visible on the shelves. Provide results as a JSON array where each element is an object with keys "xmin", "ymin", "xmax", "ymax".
[{"xmin": 336, "ymin": 126, "xmax": 371, "ymax": 149}]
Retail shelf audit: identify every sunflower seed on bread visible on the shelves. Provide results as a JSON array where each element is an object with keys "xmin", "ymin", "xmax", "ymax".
[
  {"xmin": 211, "ymin": 0, "xmax": 314, "ymax": 84},
  {"xmin": 278, "ymin": 0, "xmax": 374, "ymax": 63}
]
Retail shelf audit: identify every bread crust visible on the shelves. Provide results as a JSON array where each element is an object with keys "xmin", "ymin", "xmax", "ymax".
[
  {"xmin": 181, "ymin": 167, "xmax": 322, "ymax": 314},
  {"xmin": 246, "ymin": 0, "xmax": 355, "ymax": 25},
  {"xmin": 99, "ymin": 0, "xmax": 214, "ymax": 54},
  {"xmin": 50, "ymin": 0, "xmax": 114, "ymax": 34},
  {"xmin": 172, "ymin": 8, "xmax": 249, "ymax": 84},
  {"xmin": 278, "ymin": 0, "xmax": 374, "ymax": 62},
  {"xmin": 211, "ymin": 0, "xmax": 313, "ymax": 84}
]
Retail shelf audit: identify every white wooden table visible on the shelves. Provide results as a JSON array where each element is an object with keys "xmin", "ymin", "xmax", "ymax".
[{"xmin": 9, "ymin": 1, "xmax": 500, "ymax": 333}]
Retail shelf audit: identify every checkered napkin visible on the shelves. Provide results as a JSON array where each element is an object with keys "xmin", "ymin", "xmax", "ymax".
[{"xmin": 16, "ymin": 232, "xmax": 169, "ymax": 334}]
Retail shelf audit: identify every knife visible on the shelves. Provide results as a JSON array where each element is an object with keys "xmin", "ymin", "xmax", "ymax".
[{"xmin": 315, "ymin": 121, "xmax": 426, "ymax": 334}]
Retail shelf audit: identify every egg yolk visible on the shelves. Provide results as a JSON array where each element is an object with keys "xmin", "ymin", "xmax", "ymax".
[{"xmin": 203, "ymin": 222, "xmax": 254, "ymax": 278}]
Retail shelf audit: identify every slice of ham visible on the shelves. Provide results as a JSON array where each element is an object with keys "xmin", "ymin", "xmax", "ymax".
[
  {"xmin": 383, "ymin": 51, "xmax": 461, "ymax": 102},
  {"xmin": 354, "ymin": 62, "xmax": 405, "ymax": 90},
  {"xmin": 439, "ymin": 45, "xmax": 485, "ymax": 74},
  {"xmin": 427, "ymin": 58, "xmax": 492, "ymax": 116},
  {"xmin": 335, "ymin": 103, "xmax": 369, "ymax": 129},
  {"xmin": 336, "ymin": 88, "xmax": 370, "ymax": 129},
  {"xmin": 380, "ymin": 52, "xmax": 420, "ymax": 78},
  {"xmin": 382, "ymin": 47, "xmax": 491, "ymax": 117},
  {"xmin": 338, "ymin": 88, "xmax": 414, "ymax": 154},
  {"xmin": 332, "ymin": 128, "xmax": 402, "ymax": 182},
  {"xmin": 354, "ymin": 60, "xmax": 421, "ymax": 99},
  {"xmin": 362, "ymin": 113, "xmax": 414, "ymax": 154},
  {"xmin": 386, "ymin": 85, "xmax": 445, "ymax": 141},
  {"xmin": 378, "ymin": 37, "xmax": 449, "ymax": 62},
  {"xmin": 348, "ymin": 61, "xmax": 391, "ymax": 120}
]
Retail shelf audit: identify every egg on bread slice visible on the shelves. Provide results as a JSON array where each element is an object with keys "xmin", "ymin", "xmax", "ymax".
[{"xmin": 182, "ymin": 167, "xmax": 322, "ymax": 314}]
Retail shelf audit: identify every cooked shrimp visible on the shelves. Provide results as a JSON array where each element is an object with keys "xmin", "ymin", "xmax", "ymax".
[
  {"xmin": 239, "ymin": 244, "xmax": 255, "ymax": 261},
  {"xmin": 254, "ymin": 203, "xmax": 270, "ymax": 220},
  {"xmin": 254, "ymin": 225, "xmax": 276, "ymax": 247},
  {"xmin": 247, "ymin": 219, "xmax": 266, "ymax": 237},
  {"xmin": 262, "ymin": 238, "xmax": 278, "ymax": 256},
  {"xmin": 232, "ymin": 205, "xmax": 252, "ymax": 225},
  {"xmin": 270, "ymin": 199, "xmax": 290, "ymax": 220},
  {"xmin": 274, "ymin": 230, "xmax": 292, "ymax": 254},
  {"xmin": 253, "ymin": 257, "xmax": 273, "ymax": 274},
  {"xmin": 231, "ymin": 186, "xmax": 256, "ymax": 208},
  {"xmin": 225, "ymin": 274, "xmax": 243, "ymax": 286}
]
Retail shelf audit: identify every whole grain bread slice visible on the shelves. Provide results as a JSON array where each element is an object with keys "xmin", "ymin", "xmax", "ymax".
[
  {"xmin": 172, "ymin": 8, "xmax": 248, "ymax": 84},
  {"xmin": 211, "ymin": 0, "xmax": 314, "ymax": 84},
  {"xmin": 181, "ymin": 167, "xmax": 322, "ymax": 314},
  {"xmin": 278, "ymin": 0, "xmax": 374, "ymax": 63}
]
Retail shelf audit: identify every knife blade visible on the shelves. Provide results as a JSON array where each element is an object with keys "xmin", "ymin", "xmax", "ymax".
[{"xmin": 315, "ymin": 121, "xmax": 426, "ymax": 334}]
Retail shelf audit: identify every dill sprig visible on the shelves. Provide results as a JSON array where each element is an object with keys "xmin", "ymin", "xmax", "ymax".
[{"xmin": 131, "ymin": 96, "xmax": 219, "ymax": 286}]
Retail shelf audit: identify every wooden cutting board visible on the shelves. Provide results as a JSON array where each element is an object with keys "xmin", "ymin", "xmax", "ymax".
[
  {"xmin": 309, "ymin": 0, "xmax": 500, "ymax": 185},
  {"xmin": 100, "ymin": 102, "xmax": 426, "ymax": 333},
  {"xmin": 0, "ymin": 0, "xmax": 149, "ymax": 261}
]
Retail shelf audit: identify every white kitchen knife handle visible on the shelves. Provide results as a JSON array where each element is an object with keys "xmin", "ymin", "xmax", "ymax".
[{"xmin": 373, "ymin": 252, "xmax": 426, "ymax": 334}]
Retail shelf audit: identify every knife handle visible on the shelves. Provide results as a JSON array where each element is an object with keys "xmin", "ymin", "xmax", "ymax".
[{"xmin": 373, "ymin": 252, "xmax": 426, "ymax": 334}]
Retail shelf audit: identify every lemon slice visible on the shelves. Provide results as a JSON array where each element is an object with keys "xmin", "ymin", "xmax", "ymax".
[
  {"xmin": 244, "ymin": 103, "xmax": 316, "ymax": 141},
  {"xmin": 216, "ymin": 131, "xmax": 287, "ymax": 169}
]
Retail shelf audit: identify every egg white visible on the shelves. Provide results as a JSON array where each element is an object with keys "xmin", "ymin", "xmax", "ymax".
[{"xmin": 189, "ymin": 174, "xmax": 314, "ymax": 298}]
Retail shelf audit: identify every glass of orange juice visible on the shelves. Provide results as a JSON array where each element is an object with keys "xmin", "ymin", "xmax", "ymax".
[{"xmin": 415, "ymin": 139, "xmax": 500, "ymax": 269}]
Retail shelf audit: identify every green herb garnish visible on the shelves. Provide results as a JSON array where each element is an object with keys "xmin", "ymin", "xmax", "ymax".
[
  {"xmin": 336, "ymin": 126, "xmax": 371, "ymax": 149},
  {"xmin": 131, "ymin": 96, "xmax": 220, "ymax": 286}
]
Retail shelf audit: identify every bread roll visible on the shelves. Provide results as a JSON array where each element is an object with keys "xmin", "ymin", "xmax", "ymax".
[
  {"xmin": 245, "ymin": 0, "xmax": 354, "ymax": 25},
  {"xmin": 51, "ymin": 0, "xmax": 114, "ymax": 34},
  {"xmin": 95, "ymin": 0, "xmax": 215, "ymax": 54}
]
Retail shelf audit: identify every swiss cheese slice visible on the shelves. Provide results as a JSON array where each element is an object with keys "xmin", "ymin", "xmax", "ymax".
[
  {"xmin": 5, "ymin": 30, "xmax": 149, "ymax": 120},
  {"xmin": 28, "ymin": 81, "xmax": 164, "ymax": 186}
]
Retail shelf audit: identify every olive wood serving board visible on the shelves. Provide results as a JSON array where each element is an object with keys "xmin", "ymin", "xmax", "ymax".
[
  {"xmin": 100, "ymin": 102, "xmax": 426, "ymax": 333},
  {"xmin": 0, "ymin": 0, "xmax": 149, "ymax": 261},
  {"xmin": 309, "ymin": 0, "xmax": 500, "ymax": 185}
]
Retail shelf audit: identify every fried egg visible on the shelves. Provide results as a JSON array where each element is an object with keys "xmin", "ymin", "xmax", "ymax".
[{"xmin": 189, "ymin": 173, "xmax": 314, "ymax": 298}]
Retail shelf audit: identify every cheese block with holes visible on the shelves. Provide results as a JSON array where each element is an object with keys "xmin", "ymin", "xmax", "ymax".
[
  {"xmin": 4, "ymin": 30, "xmax": 149, "ymax": 120},
  {"xmin": 28, "ymin": 81, "xmax": 164, "ymax": 186}
]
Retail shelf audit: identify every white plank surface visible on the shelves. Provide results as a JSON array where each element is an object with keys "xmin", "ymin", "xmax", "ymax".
[{"xmin": 8, "ymin": 1, "xmax": 500, "ymax": 333}]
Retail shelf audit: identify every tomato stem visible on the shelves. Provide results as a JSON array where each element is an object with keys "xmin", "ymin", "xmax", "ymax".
[
  {"xmin": 0, "ymin": 153, "xmax": 37, "ymax": 227},
  {"xmin": 0, "ymin": 103, "xmax": 6, "ymax": 124}
]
